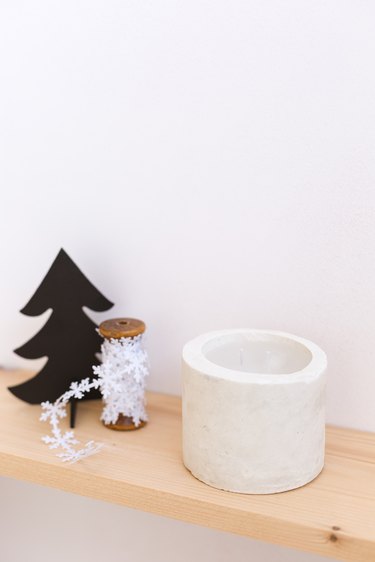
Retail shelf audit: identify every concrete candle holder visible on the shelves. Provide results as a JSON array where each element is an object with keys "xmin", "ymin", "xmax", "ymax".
[{"xmin": 182, "ymin": 329, "xmax": 327, "ymax": 494}]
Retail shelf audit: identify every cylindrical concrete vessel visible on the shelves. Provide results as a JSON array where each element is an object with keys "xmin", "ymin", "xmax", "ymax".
[{"xmin": 182, "ymin": 329, "xmax": 327, "ymax": 494}]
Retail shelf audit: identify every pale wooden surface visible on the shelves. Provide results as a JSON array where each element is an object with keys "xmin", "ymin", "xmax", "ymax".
[{"xmin": 0, "ymin": 370, "xmax": 374, "ymax": 561}]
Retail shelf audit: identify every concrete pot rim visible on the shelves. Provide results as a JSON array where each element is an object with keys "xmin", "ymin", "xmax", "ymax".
[{"xmin": 182, "ymin": 329, "xmax": 327, "ymax": 385}]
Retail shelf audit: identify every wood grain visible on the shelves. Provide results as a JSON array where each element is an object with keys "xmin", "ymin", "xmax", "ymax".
[
  {"xmin": 0, "ymin": 369, "xmax": 374, "ymax": 561},
  {"xmin": 98, "ymin": 318, "xmax": 145, "ymax": 339}
]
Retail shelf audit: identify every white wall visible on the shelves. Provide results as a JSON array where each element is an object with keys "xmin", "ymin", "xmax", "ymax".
[{"xmin": 1, "ymin": 1, "xmax": 374, "ymax": 561}]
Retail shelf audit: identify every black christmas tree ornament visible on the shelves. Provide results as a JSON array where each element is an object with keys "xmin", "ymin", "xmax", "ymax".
[{"xmin": 9, "ymin": 248, "xmax": 114, "ymax": 427}]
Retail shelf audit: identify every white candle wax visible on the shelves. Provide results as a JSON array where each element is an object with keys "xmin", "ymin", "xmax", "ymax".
[
  {"xmin": 203, "ymin": 332, "xmax": 313, "ymax": 375},
  {"xmin": 182, "ymin": 329, "xmax": 327, "ymax": 494}
]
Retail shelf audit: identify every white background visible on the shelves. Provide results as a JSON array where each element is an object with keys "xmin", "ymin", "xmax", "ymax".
[{"xmin": 0, "ymin": 1, "xmax": 374, "ymax": 561}]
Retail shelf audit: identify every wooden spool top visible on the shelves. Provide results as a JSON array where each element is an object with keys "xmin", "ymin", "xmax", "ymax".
[{"xmin": 98, "ymin": 318, "xmax": 146, "ymax": 339}]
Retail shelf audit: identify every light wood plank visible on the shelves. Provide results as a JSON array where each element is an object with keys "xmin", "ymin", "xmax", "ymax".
[{"xmin": 0, "ymin": 370, "xmax": 374, "ymax": 561}]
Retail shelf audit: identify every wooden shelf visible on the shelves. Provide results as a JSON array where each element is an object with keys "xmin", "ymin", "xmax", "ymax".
[{"xmin": 1, "ymin": 370, "xmax": 375, "ymax": 562}]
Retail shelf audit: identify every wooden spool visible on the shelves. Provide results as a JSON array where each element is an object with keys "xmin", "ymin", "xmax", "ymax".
[{"xmin": 98, "ymin": 318, "xmax": 147, "ymax": 431}]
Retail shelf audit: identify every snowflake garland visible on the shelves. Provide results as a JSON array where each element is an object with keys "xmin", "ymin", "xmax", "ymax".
[
  {"xmin": 94, "ymin": 334, "xmax": 149, "ymax": 426},
  {"xmin": 40, "ymin": 334, "xmax": 149, "ymax": 463},
  {"xmin": 40, "ymin": 377, "xmax": 102, "ymax": 463}
]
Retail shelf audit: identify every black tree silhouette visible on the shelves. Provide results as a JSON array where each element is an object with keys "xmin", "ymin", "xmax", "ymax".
[{"xmin": 9, "ymin": 248, "xmax": 113, "ymax": 425}]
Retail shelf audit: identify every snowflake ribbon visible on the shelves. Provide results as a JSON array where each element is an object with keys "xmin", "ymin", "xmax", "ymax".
[{"xmin": 41, "ymin": 335, "xmax": 149, "ymax": 463}]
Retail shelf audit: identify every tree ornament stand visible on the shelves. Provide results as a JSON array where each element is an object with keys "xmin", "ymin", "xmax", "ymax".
[{"xmin": 9, "ymin": 248, "xmax": 113, "ymax": 428}]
